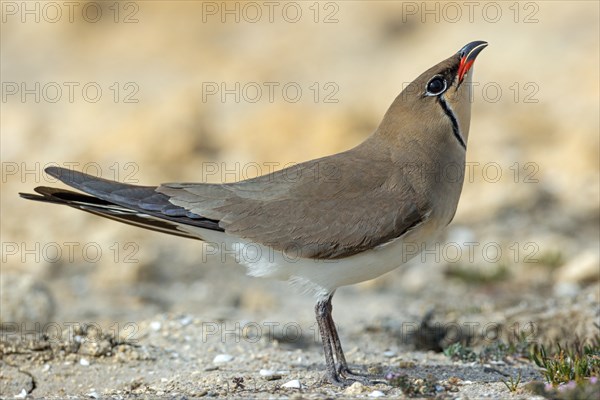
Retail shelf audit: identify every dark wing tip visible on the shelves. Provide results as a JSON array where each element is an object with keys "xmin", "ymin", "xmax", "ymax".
[
  {"xmin": 20, "ymin": 186, "xmax": 114, "ymax": 206},
  {"xmin": 19, "ymin": 192, "xmax": 44, "ymax": 200},
  {"xmin": 44, "ymin": 166, "xmax": 93, "ymax": 187},
  {"xmin": 19, "ymin": 188, "xmax": 74, "ymax": 205},
  {"xmin": 44, "ymin": 166, "xmax": 62, "ymax": 178},
  {"xmin": 20, "ymin": 186, "xmax": 64, "ymax": 200}
]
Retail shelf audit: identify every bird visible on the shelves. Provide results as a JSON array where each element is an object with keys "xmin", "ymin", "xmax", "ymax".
[{"xmin": 21, "ymin": 40, "xmax": 487, "ymax": 386}]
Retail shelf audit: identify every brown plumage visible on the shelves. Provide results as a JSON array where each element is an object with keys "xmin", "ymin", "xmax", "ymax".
[{"xmin": 21, "ymin": 41, "xmax": 488, "ymax": 386}]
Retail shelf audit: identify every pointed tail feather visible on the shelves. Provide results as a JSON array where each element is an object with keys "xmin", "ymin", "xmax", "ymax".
[{"xmin": 20, "ymin": 167, "xmax": 225, "ymax": 239}]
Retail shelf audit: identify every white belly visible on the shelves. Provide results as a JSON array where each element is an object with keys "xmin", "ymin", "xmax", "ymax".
[{"xmin": 182, "ymin": 219, "xmax": 440, "ymax": 300}]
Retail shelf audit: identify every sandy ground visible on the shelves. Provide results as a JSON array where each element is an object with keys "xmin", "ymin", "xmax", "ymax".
[{"xmin": 1, "ymin": 256, "xmax": 597, "ymax": 398}]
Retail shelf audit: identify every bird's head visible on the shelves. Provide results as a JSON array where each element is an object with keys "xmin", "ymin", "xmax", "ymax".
[{"xmin": 378, "ymin": 41, "xmax": 488, "ymax": 151}]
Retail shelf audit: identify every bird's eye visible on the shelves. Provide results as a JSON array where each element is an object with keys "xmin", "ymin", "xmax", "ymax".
[{"xmin": 426, "ymin": 76, "xmax": 447, "ymax": 96}]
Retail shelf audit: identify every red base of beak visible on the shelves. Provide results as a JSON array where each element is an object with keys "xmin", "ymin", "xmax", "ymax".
[
  {"xmin": 456, "ymin": 41, "xmax": 488, "ymax": 83},
  {"xmin": 458, "ymin": 58, "xmax": 475, "ymax": 82}
]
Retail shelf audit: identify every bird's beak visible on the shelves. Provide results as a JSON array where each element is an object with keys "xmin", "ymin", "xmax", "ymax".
[{"xmin": 457, "ymin": 41, "xmax": 488, "ymax": 83}]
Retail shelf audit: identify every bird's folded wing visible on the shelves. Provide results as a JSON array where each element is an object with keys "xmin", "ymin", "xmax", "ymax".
[
  {"xmin": 34, "ymin": 167, "xmax": 223, "ymax": 231},
  {"xmin": 158, "ymin": 152, "xmax": 429, "ymax": 259}
]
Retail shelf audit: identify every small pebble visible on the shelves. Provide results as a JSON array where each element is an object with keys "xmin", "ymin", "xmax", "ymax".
[
  {"xmin": 282, "ymin": 379, "xmax": 302, "ymax": 389},
  {"xmin": 15, "ymin": 389, "xmax": 27, "ymax": 399},
  {"xmin": 150, "ymin": 321, "xmax": 162, "ymax": 331},
  {"xmin": 213, "ymin": 354, "xmax": 234, "ymax": 363},
  {"xmin": 369, "ymin": 390, "xmax": 385, "ymax": 398},
  {"xmin": 180, "ymin": 316, "xmax": 193, "ymax": 326},
  {"xmin": 383, "ymin": 350, "xmax": 397, "ymax": 358},
  {"xmin": 344, "ymin": 382, "xmax": 366, "ymax": 395},
  {"xmin": 87, "ymin": 391, "xmax": 100, "ymax": 399},
  {"xmin": 259, "ymin": 369, "xmax": 282, "ymax": 380},
  {"xmin": 80, "ymin": 358, "xmax": 90, "ymax": 366}
]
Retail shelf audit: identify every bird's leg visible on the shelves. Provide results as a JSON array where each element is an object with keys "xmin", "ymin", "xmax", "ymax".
[
  {"xmin": 324, "ymin": 297, "xmax": 386, "ymax": 384},
  {"xmin": 316, "ymin": 293, "xmax": 386, "ymax": 386},
  {"xmin": 315, "ymin": 294, "xmax": 344, "ymax": 385},
  {"xmin": 323, "ymin": 297, "xmax": 349, "ymax": 371}
]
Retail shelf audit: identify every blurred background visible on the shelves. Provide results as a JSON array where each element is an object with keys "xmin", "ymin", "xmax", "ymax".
[{"xmin": 1, "ymin": 1, "xmax": 598, "ymax": 345}]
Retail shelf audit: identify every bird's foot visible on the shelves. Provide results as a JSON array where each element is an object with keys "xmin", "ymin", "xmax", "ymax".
[
  {"xmin": 324, "ymin": 365, "xmax": 387, "ymax": 387},
  {"xmin": 338, "ymin": 365, "xmax": 387, "ymax": 385}
]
